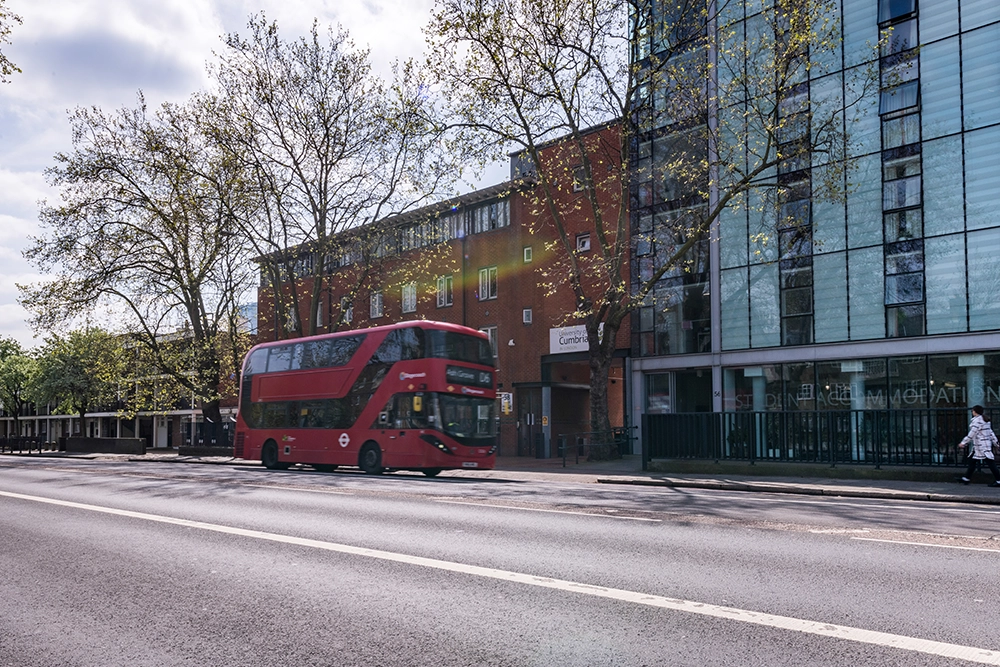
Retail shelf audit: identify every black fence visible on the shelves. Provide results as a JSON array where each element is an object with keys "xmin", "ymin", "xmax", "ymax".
[{"xmin": 643, "ymin": 409, "xmax": 982, "ymax": 469}]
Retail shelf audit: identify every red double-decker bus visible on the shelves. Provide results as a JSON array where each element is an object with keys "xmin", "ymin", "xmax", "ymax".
[{"xmin": 234, "ymin": 321, "xmax": 497, "ymax": 476}]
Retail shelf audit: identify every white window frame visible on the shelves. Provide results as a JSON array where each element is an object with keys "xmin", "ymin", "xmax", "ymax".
[
  {"xmin": 339, "ymin": 297, "xmax": 353, "ymax": 325},
  {"xmin": 576, "ymin": 234, "xmax": 591, "ymax": 252},
  {"xmin": 479, "ymin": 326, "xmax": 498, "ymax": 358},
  {"xmin": 523, "ymin": 246, "xmax": 533, "ymax": 263},
  {"xmin": 436, "ymin": 275, "xmax": 453, "ymax": 307},
  {"xmin": 478, "ymin": 266, "xmax": 498, "ymax": 300},
  {"xmin": 370, "ymin": 290, "xmax": 384, "ymax": 319},
  {"xmin": 402, "ymin": 282, "xmax": 417, "ymax": 313},
  {"xmin": 523, "ymin": 308, "xmax": 532, "ymax": 324}
]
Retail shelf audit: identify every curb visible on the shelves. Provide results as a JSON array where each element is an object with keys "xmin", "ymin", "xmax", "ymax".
[
  {"xmin": 596, "ymin": 477, "xmax": 1000, "ymax": 505},
  {"xmin": 127, "ymin": 457, "xmax": 259, "ymax": 466}
]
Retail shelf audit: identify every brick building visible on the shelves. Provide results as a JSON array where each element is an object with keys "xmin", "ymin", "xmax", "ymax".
[{"xmin": 256, "ymin": 125, "xmax": 630, "ymax": 457}]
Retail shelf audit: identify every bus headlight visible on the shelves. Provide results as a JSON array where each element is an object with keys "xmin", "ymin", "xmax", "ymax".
[{"xmin": 420, "ymin": 434, "xmax": 454, "ymax": 455}]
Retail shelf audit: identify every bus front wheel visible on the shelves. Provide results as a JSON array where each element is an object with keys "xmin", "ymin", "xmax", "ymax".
[
  {"xmin": 359, "ymin": 443, "xmax": 383, "ymax": 475},
  {"xmin": 261, "ymin": 441, "xmax": 280, "ymax": 470},
  {"xmin": 422, "ymin": 468, "xmax": 443, "ymax": 477}
]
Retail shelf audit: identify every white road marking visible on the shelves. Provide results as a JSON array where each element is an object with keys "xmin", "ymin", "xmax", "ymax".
[
  {"xmin": 3, "ymin": 490, "xmax": 1000, "ymax": 664},
  {"xmin": 706, "ymin": 493, "xmax": 1000, "ymax": 516},
  {"xmin": 852, "ymin": 537, "xmax": 1000, "ymax": 553},
  {"xmin": 434, "ymin": 499, "xmax": 662, "ymax": 522}
]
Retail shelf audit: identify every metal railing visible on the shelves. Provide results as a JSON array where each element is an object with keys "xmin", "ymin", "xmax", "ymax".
[{"xmin": 643, "ymin": 409, "xmax": 979, "ymax": 469}]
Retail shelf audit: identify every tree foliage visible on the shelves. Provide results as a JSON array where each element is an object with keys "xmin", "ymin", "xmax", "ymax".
[
  {"xmin": 209, "ymin": 14, "xmax": 457, "ymax": 340},
  {"xmin": 426, "ymin": 0, "xmax": 877, "ymax": 436},
  {"xmin": 0, "ymin": 0, "xmax": 21, "ymax": 84},
  {"xmin": 21, "ymin": 94, "xmax": 254, "ymax": 423},
  {"xmin": 0, "ymin": 337, "xmax": 35, "ymax": 434},
  {"xmin": 32, "ymin": 328, "xmax": 125, "ymax": 433}
]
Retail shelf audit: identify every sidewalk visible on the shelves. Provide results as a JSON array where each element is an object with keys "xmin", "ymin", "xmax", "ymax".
[{"xmin": 5, "ymin": 450, "xmax": 1000, "ymax": 506}]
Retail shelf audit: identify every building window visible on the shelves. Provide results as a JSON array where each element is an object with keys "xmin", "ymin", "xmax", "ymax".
[
  {"xmin": 339, "ymin": 297, "xmax": 353, "ymax": 325},
  {"xmin": 576, "ymin": 234, "xmax": 591, "ymax": 252},
  {"xmin": 882, "ymin": 112, "xmax": 920, "ymax": 149},
  {"xmin": 572, "ymin": 166, "xmax": 586, "ymax": 192},
  {"xmin": 478, "ymin": 266, "xmax": 498, "ymax": 300},
  {"xmin": 523, "ymin": 308, "xmax": 532, "ymax": 324},
  {"xmin": 523, "ymin": 246, "xmax": 532, "ymax": 263},
  {"xmin": 479, "ymin": 326, "xmax": 498, "ymax": 358},
  {"xmin": 470, "ymin": 200, "xmax": 509, "ymax": 234},
  {"xmin": 879, "ymin": 80, "xmax": 919, "ymax": 115},
  {"xmin": 436, "ymin": 275, "xmax": 453, "ymax": 308},
  {"xmin": 881, "ymin": 17, "xmax": 917, "ymax": 56},
  {"xmin": 402, "ymin": 282, "xmax": 417, "ymax": 314},
  {"xmin": 878, "ymin": 0, "xmax": 915, "ymax": 24},
  {"xmin": 370, "ymin": 291, "xmax": 383, "ymax": 319}
]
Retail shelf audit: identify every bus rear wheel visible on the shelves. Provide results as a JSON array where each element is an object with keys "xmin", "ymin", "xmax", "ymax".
[
  {"xmin": 359, "ymin": 443, "xmax": 383, "ymax": 475},
  {"xmin": 261, "ymin": 441, "xmax": 280, "ymax": 470},
  {"xmin": 421, "ymin": 468, "xmax": 443, "ymax": 477}
]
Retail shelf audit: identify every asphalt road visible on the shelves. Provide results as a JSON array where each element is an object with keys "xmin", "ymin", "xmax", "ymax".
[{"xmin": 1, "ymin": 458, "xmax": 999, "ymax": 666}]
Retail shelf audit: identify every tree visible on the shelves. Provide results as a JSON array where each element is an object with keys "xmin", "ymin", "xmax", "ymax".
[
  {"xmin": 426, "ymin": 0, "xmax": 878, "ymax": 441},
  {"xmin": 0, "ymin": 335, "xmax": 21, "ymax": 362},
  {"xmin": 209, "ymin": 14, "xmax": 457, "ymax": 340},
  {"xmin": 0, "ymin": 0, "xmax": 21, "ymax": 84},
  {"xmin": 0, "ymin": 337, "xmax": 34, "ymax": 436},
  {"xmin": 0, "ymin": 355, "xmax": 38, "ymax": 436},
  {"xmin": 21, "ymin": 94, "xmax": 254, "ymax": 424},
  {"xmin": 32, "ymin": 328, "xmax": 124, "ymax": 435}
]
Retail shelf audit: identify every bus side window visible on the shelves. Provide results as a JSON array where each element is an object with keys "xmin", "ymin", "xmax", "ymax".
[
  {"xmin": 331, "ymin": 336, "xmax": 364, "ymax": 366},
  {"xmin": 245, "ymin": 349, "xmax": 268, "ymax": 376},
  {"xmin": 267, "ymin": 346, "xmax": 292, "ymax": 372},
  {"xmin": 398, "ymin": 327, "xmax": 424, "ymax": 360},
  {"xmin": 371, "ymin": 331, "xmax": 402, "ymax": 365}
]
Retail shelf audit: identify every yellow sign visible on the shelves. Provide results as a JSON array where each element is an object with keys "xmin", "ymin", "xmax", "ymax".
[
  {"xmin": 413, "ymin": 395, "xmax": 423, "ymax": 412},
  {"xmin": 541, "ymin": 416, "xmax": 549, "ymax": 426},
  {"xmin": 499, "ymin": 392, "xmax": 513, "ymax": 415}
]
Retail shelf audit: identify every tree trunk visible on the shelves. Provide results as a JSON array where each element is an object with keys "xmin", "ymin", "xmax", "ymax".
[{"xmin": 587, "ymin": 319, "xmax": 620, "ymax": 460}]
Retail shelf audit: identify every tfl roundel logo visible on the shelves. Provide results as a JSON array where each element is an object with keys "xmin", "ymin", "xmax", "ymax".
[{"xmin": 339, "ymin": 433, "xmax": 350, "ymax": 448}]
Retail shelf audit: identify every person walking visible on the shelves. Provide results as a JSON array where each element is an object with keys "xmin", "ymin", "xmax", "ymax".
[{"xmin": 958, "ymin": 404, "xmax": 1000, "ymax": 486}]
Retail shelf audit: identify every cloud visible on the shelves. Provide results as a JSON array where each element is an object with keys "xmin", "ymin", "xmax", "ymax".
[
  {"xmin": 22, "ymin": 30, "xmax": 200, "ymax": 101},
  {"xmin": 0, "ymin": 0, "xmax": 443, "ymax": 351}
]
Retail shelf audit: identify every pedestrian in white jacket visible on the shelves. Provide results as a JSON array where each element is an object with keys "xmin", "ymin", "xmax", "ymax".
[{"xmin": 958, "ymin": 405, "xmax": 1000, "ymax": 486}]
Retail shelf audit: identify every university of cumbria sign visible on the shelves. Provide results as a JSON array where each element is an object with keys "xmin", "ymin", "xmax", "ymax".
[{"xmin": 549, "ymin": 324, "xmax": 603, "ymax": 354}]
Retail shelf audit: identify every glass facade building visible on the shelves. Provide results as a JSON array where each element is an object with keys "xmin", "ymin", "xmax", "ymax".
[{"xmin": 630, "ymin": 1, "xmax": 1000, "ymax": 435}]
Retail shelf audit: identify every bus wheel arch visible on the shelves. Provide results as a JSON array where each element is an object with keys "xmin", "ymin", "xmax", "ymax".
[
  {"xmin": 358, "ymin": 442, "xmax": 383, "ymax": 475},
  {"xmin": 261, "ymin": 440, "xmax": 280, "ymax": 470}
]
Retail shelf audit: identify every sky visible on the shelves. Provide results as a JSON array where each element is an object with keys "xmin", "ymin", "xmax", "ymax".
[{"xmin": 0, "ymin": 0, "xmax": 490, "ymax": 350}]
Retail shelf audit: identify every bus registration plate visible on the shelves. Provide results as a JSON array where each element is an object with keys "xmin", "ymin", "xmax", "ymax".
[{"xmin": 462, "ymin": 462, "xmax": 479, "ymax": 468}]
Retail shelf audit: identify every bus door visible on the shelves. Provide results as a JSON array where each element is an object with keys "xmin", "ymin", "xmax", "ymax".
[{"xmin": 381, "ymin": 394, "xmax": 428, "ymax": 457}]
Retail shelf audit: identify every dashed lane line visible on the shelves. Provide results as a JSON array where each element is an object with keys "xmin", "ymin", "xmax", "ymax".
[{"xmin": 852, "ymin": 537, "xmax": 1000, "ymax": 553}]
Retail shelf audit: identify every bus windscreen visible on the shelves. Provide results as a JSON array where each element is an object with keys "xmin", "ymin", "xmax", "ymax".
[{"xmin": 426, "ymin": 330, "xmax": 493, "ymax": 367}]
